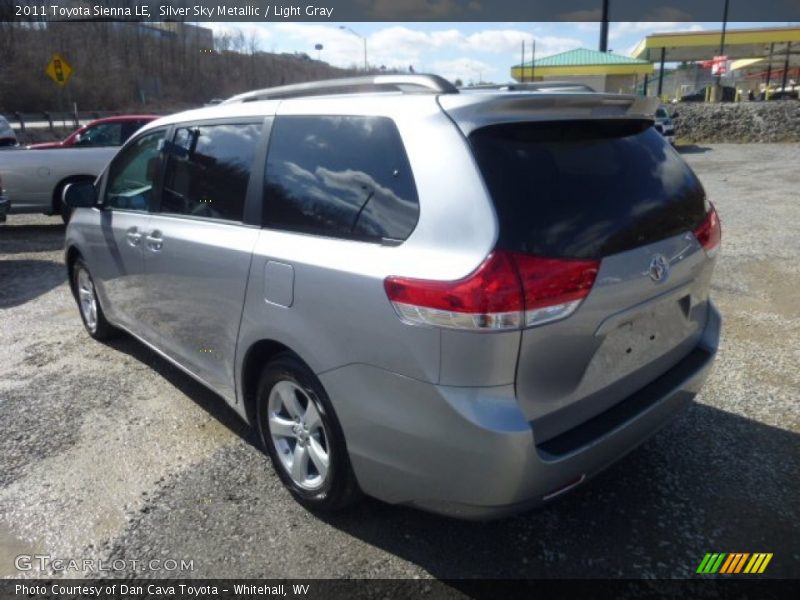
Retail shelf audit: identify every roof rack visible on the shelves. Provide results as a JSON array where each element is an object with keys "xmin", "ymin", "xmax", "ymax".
[
  {"xmin": 460, "ymin": 82, "xmax": 596, "ymax": 93},
  {"xmin": 222, "ymin": 74, "xmax": 459, "ymax": 104}
]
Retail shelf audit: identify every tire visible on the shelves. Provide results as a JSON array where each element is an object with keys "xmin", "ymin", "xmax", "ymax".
[
  {"xmin": 60, "ymin": 198, "xmax": 73, "ymax": 224},
  {"xmin": 256, "ymin": 353, "xmax": 360, "ymax": 512},
  {"xmin": 71, "ymin": 258, "xmax": 116, "ymax": 340},
  {"xmin": 55, "ymin": 181, "xmax": 74, "ymax": 224}
]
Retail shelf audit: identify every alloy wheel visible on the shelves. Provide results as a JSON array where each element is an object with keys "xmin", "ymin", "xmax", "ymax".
[
  {"xmin": 76, "ymin": 267, "xmax": 98, "ymax": 332},
  {"xmin": 267, "ymin": 380, "xmax": 330, "ymax": 490}
]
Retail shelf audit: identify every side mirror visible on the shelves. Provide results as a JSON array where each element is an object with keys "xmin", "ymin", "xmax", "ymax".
[{"xmin": 63, "ymin": 181, "xmax": 97, "ymax": 209}]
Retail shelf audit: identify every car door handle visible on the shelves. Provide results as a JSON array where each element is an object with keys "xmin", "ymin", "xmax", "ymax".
[
  {"xmin": 144, "ymin": 231, "xmax": 163, "ymax": 252},
  {"xmin": 126, "ymin": 228, "xmax": 142, "ymax": 247}
]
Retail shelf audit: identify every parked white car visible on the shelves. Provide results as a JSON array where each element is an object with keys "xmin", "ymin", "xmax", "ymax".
[{"xmin": 0, "ymin": 146, "xmax": 115, "ymax": 221}]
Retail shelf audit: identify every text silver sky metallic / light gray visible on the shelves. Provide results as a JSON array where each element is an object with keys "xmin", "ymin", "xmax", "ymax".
[{"xmin": 62, "ymin": 75, "xmax": 722, "ymax": 519}]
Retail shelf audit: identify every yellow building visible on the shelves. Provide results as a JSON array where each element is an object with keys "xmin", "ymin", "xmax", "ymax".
[{"xmin": 511, "ymin": 48, "xmax": 653, "ymax": 94}]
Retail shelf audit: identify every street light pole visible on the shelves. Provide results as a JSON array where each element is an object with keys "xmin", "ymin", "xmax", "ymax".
[{"xmin": 339, "ymin": 25, "xmax": 368, "ymax": 72}]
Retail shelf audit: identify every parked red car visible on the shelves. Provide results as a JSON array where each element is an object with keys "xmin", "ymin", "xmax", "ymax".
[{"xmin": 28, "ymin": 115, "xmax": 158, "ymax": 149}]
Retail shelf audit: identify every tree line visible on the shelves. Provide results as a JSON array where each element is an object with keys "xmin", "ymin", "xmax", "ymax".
[{"xmin": 0, "ymin": 21, "xmax": 360, "ymax": 113}]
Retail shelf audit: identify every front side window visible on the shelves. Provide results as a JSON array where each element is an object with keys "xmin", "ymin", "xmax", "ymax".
[
  {"xmin": 105, "ymin": 129, "xmax": 167, "ymax": 211},
  {"xmin": 76, "ymin": 122, "xmax": 124, "ymax": 147},
  {"xmin": 263, "ymin": 116, "xmax": 419, "ymax": 243},
  {"xmin": 160, "ymin": 123, "xmax": 260, "ymax": 222}
]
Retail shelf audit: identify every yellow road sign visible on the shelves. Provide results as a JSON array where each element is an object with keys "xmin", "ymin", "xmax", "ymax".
[{"xmin": 46, "ymin": 53, "xmax": 73, "ymax": 87}]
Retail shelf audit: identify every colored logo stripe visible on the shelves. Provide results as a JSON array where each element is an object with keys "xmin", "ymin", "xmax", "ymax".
[
  {"xmin": 697, "ymin": 553, "xmax": 773, "ymax": 574},
  {"xmin": 744, "ymin": 553, "xmax": 773, "ymax": 574},
  {"xmin": 719, "ymin": 553, "xmax": 749, "ymax": 573},
  {"xmin": 697, "ymin": 553, "xmax": 726, "ymax": 573}
]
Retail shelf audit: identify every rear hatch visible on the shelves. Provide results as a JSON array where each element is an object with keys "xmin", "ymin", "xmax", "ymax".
[{"xmin": 467, "ymin": 118, "xmax": 718, "ymax": 444}]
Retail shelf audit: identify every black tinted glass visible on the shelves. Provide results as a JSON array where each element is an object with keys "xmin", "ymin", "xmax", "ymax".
[
  {"xmin": 263, "ymin": 116, "xmax": 419, "ymax": 242},
  {"xmin": 161, "ymin": 123, "xmax": 260, "ymax": 222},
  {"xmin": 470, "ymin": 120, "xmax": 707, "ymax": 259},
  {"xmin": 120, "ymin": 121, "xmax": 148, "ymax": 143}
]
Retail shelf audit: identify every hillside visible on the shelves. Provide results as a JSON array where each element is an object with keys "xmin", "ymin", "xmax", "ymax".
[{"xmin": 0, "ymin": 21, "xmax": 360, "ymax": 112}]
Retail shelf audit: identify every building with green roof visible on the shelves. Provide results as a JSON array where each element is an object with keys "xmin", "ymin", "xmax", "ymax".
[{"xmin": 512, "ymin": 48, "xmax": 654, "ymax": 93}]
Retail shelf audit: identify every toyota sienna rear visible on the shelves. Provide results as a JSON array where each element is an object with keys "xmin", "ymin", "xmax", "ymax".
[{"xmin": 64, "ymin": 75, "xmax": 721, "ymax": 519}]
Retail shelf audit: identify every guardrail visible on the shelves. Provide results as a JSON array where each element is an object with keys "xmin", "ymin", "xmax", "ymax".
[{"xmin": 1, "ymin": 111, "xmax": 128, "ymax": 132}]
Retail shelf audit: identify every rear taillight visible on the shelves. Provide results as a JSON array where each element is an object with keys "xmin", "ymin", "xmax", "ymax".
[
  {"xmin": 694, "ymin": 204, "xmax": 721, "ymax": 257},
  {"xmin": 384, "ymin": 251, "xmax": 524, "ymax": 331},
  {"xmin": 513, "ymin": 254, "xmax": 600, "ymax": 327},
  {"xmin": 384, "ymin": 250, "xmax": 599, "ymax": 331}
]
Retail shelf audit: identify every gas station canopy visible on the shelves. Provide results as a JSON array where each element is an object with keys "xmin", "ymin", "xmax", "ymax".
[
  {"xmin": 631, "ymin": 26, "xmax": 800, "ymax": 63},
  {"xmin": 631, "ymin": 26, "xmax": 800, "ymax": 97}
]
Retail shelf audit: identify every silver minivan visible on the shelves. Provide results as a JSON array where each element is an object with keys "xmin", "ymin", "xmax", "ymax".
[{"xmin": 64, "ymin": 75, "xmax": 722, "ymax": 519}]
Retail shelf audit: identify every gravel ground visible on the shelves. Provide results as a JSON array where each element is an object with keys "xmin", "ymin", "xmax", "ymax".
[{"xmin": 0, "ymin": 144, "xmax": 798, "ymax": 580}]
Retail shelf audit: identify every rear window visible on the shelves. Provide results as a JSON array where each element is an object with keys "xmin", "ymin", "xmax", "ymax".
[{"xmin": 470, "ymin": 120, "xmax": 706, "ymax": 259}]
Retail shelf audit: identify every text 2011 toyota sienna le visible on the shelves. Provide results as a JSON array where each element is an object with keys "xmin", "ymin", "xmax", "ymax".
[{"xmin": 63, "ymin": 75, "xmax": 721, "ymax": 519}]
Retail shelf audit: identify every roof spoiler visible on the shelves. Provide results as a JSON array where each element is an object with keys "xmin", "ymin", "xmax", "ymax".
[{"xmin": 438, "ymin": 93, "xmax": 660, "ymax": 136}]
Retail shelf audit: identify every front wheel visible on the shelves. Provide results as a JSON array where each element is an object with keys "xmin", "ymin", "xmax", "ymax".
[
  {"xmin": 72, "ymin": 258, "xmax": 116, "ymax": 340},
  {"xmin": 256, "ymin": 354, "xmax": 360, "ymax": 512}
]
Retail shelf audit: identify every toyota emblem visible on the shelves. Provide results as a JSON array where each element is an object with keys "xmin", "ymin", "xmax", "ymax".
[{"xmin": 649, "ymin": 254, "xmax": 670, "ymax": 283}]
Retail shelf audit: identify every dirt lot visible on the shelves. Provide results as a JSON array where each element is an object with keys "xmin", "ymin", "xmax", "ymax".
[{"xmin": 0, "ymin": 144, "xmax": 798, "ymax": 580}]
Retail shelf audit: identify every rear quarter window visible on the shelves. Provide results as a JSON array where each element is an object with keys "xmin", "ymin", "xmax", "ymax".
[
  {"xmin": 470, "ymin": 120, "xmax": 707, "ymax": 259},
  {"xmin": 263, "ymin": 115, "xmax": 419, "ymax": 243}
]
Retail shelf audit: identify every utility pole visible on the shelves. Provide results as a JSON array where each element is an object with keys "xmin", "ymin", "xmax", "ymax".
[
  {"xmin": 781, "ymin": 42, "xmax": 792, "ymax": 93},
  {"xmin": 715, "ymin": 0, "xmax": 730, "ymax": 101},
  {"xmin": 531, "ymin": 39, "xmax": 536, "ymax": 80},
  {"xmin": 339, "ymin": 26, "xmax": 367, "ymax": 72},
  {"xmin": 521, "ymin": 40, "xmax": 526, "ymax": 82},
  {"xmin": 599, "ymin": 0, "xmax": 609, "ymax": 52}
]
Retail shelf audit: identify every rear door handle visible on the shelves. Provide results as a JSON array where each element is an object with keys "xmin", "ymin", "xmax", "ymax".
[
  {"xmin": 125, "ymin": 227, "xmax": 142, "ymax": 247},
  {"xmin": 145, "ymin": 230, "xmax": 163, "ymax": 252}
]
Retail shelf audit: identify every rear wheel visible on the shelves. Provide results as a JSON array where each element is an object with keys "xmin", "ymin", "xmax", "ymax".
[
  {"xmin": 256, "ymin": 353, "xmax": 360, "ymax": 511},
  {"xmin": 72, "ymin": 258, "xmax": 116, "ymax": 340}
]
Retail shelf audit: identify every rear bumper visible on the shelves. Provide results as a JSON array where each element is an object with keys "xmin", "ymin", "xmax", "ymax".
[{"xmin": 320, "ymin": 302, "xmax": 721, "ymax": 519}]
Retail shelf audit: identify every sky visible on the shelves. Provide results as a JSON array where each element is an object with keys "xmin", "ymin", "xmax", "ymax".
[{"xmin": 207, "ymin": 21, "xmax": 788, "ymax": 84}]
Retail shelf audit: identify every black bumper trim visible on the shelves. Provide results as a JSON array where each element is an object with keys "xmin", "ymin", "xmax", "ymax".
[{"xmin": 536, "ymin": 346, "xmax": 712, "ymax": 457}]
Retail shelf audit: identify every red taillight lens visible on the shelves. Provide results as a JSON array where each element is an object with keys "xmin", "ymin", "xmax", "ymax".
[
  {"xmin": 384, "ymin": 250, "xmax": 599, "ymax": 331},
  {"xmin": 512, "ymin": 254, "xmax": 599, "ymax": 327},
  {"xmin": 694, "ymin": 205, "xmax": 721, "ymax": 257},
  {"xmin": 384, "ymin": 252, "xmax": 524, "ymax": 331}
]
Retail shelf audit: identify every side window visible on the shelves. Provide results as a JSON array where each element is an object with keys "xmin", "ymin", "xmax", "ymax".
[
  {"xmin": 105, "ymin": 129, "xmax": 167, "ymax": 211},
  {"xmin": 160, "ymin": 123, "xmax": 260, "ymax": 222},
  {"xmin": 76, "ymin": 123, "xmax": 123, "ymax": 147},
  {"xmin": 263, "ymin": 116, "xmax": 419, "ymax": 243},
  {"xmin": 120, "ymin": 121, "xmax": 148, "ymax": 144}
]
